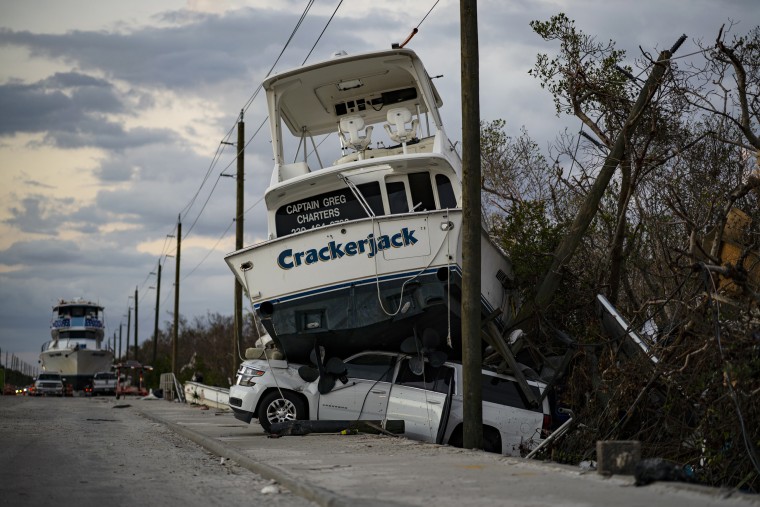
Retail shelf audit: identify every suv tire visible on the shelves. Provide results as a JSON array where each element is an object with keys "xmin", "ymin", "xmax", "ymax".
[{"xmin": 258, "ymin": 391, "xmax": 305, "ymax": 433}]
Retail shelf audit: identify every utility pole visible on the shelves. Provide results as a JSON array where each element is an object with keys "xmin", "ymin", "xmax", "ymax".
[
  {"xmin": 234, "ymin": 110, "xmax": 245, "ymax": 381},
  {"xmin": 126, "ymin": 307, "xmax": 132, "ymax": 361},
  {"xmin": 172, "ymin": 216, "xmax": 181, "ymax": 376},
  {"xmin": 460, "ymin": 0, "xmax": 483, "ymax": 451},
  {"xmin": 153, "ymin": 260, "xmax": 162, "ymax": 364},
  {"xmin": 119, "ymin": 324, "xmax": 123, "ymax": 360},
  {"xmin": 134, "ymin": 286, "xmax": 139, "ymax": 363}
]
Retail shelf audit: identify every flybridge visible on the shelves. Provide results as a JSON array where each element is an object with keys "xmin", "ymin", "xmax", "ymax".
[{"xmin": 277, "ymin": 228, "xmax": 419, "ymax": 270}]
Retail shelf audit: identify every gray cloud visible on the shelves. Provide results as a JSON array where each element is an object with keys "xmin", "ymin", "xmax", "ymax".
[
  {"xmin": 4, "ymin": 194, "xmax": 75, "ymax": 235},
  {"xmin": 0, "ymin": 70, "xmax": 179, "ymax": 150},
  {"xmin": 0, "ymin": 8, "xmax": 359, "ymax": 91}
]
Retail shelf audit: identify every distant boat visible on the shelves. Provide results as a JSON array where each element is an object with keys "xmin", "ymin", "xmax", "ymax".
[
  {"xmin": 224, "ymin": 48, "xmax": 516, "ymax": 371},
  {"xmin": 39, "ymin": 298, "xmax": 114, "ymax": 390}
]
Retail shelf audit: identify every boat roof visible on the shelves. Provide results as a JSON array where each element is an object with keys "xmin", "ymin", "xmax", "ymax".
[
  {"xmin": 53, "ymin": 298, "xmax": 103, "ymax": 311},
  {"xmin": 264, "ymin": 48, "xmax": 443, "ymax": 137}
]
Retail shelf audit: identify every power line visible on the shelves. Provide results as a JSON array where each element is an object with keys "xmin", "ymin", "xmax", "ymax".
[
  {"xmin": 123, "ymin": 1, "xmax": 327, "ymax": 324},
  {"xmin": 302, "ymin": 0, "xmax": 344, "ymax": 65},
  {"xmin": 182, "ymin": 220, "xmax": 235, "ymax": 281},
  {"xmin": 417, "ymin": 0, "xmax": 441, "ymax": 29},
  {"xmin": 180, "ymin": 0, "xmax": 319, "ymax": 242}
]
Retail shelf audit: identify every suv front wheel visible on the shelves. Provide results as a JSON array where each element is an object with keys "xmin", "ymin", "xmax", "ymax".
[{"xmin": 258, "ymin": 391, "xmax": 305, "ymax": 433}]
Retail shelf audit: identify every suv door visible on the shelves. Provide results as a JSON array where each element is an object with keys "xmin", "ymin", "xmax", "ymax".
[
  {"xmin": 387, "ymin": 359, "xmax": 454, "ymax": 443},
  {"xmin": 481, "ymin": 371, "xmax": 544, "ymax": 455},
  {"xmin": 317, "ymin": 353, "xmax": 397, "ymax": 420}
]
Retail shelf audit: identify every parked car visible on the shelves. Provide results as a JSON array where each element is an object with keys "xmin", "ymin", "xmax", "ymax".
[
  {"xmin": 91, "ymin": 371, "xmax": 117, "ymax": 396},
  {"xmin": 229, "ymin": 351, "xmax": 552, "ymax": 456},
  {"xmin": 33, "ymin": 373, "xmax": 64, "ymax": 397}
]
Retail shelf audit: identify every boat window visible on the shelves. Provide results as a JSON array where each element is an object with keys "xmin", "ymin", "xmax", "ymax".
[
  {"xmin": 344, "ymin": 354, "xmax": 397, "ymax": 382},
  {"xmin": 408, "ymin": 172, "xmax": 436, "ymax": 212},
  {"xmin": 395, "ymin": 359, "xmax": 453, "ymax": 394},
  {"xmin": 482, "ymin": 373, "xmax": 543, "ymax": 413},
  {"xmin": 275, "ymin": 182, "xmax": 384, "ymax": 236},
  {"xmin": 359, "ymin": 182, "xmax": 384, "ymax": 217},
  {"xmin": 435, "ymin": 174, "xmax": 457, "ymax": 208},
  {"xmin": 386, "ymin": 181, "xmax": 409, "ymax": 214},
  {"xmin": 71, "ymin": 307, "xmax": 85, "ymax": 317}
]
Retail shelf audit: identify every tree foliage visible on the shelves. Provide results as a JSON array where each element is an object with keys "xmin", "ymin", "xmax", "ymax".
[
  {"xmin": 484, "ymin": 14, "xmax": 760, "ymax": 491},
  {"xmin": 128, "ymin": 310, "xmax": 262, "ymax": 390}
]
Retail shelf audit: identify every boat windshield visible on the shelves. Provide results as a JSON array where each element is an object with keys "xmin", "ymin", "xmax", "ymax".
[
  {"xmin": 272, "ymin": 171, "xmax": 459, "ymax": 238},
  {"xmin": 275, "ymin": 182, "xmax": 384, "ymax": 236}
]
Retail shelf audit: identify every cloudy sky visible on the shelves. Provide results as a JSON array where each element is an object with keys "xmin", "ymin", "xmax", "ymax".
[{"xmin": 0, "ymin": 0, "xmax": 756, "ymax": 372}]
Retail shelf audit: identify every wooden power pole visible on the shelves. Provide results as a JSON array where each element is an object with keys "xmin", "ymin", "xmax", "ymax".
[
  {"xmin": 234, "ymin": 110, "xmax": 245, "ymax": 382},
  {"xmin": 460, "ymin": 0, "xmax": 483, "ymax": 450},
  {"xmin": 126, "ymin": 306, "xmax": 131, "ymax": 361},
  {"xmin": 134, "ymin": 286, "xmax": 138, "ymax": 362},
  {"xmin": 172, "ymin": 216, "xmax": 181, "ymax": 376},
  {"xmin": 152, "ymin": 260, "xmax": 162, "ymax": 364}
]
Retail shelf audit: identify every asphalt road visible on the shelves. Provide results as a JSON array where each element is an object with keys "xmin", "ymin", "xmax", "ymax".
[
  {"xmin": 1, "ymin": 395, "xmax": 758, "ymax": 507},
  {"xmin": 0, "ymin": 396, "xmax": 316, "ymax": 507}
]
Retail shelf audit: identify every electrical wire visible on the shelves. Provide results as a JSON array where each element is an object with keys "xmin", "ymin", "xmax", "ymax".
[
  {"xmin": 120, "ymin": 0, "xmax": 336, "ymax": 343},
  {"xmin": 417, "ymin": 0, "xmax": 441, "ymax": 29},
  {"xmin": 183, "ymin": 173, "xmax": 223, "ymax": 239},
  {"xmin": 302, "ymin": 0, "xmax": 344, "ymax": 65},
  {"xmin": 182, "ymin": 218, "xmax": 235, "ymax": 281},
  {"xmin": 180, "ymin": 0, "xmax": 317, "ymax": 238}
]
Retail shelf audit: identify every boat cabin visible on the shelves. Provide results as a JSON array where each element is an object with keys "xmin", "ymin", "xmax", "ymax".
[
  {"xmin": 261, "ymin": 48, "xmax": 460, "ymax": 240},
  {"xmin": 51, "ymin": 299, "xmax": 104, "ymax": 339}
]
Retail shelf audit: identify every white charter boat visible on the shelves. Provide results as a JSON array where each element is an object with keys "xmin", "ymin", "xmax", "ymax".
[
  {"xmin": 39, "ymin": 298, "xmax": 114, "ymax": 390},
  {"xmin": 225, "ymin": 48, "xmax": 516, "ymax": 367}
]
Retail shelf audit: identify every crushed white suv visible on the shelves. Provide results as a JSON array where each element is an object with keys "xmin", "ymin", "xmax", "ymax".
[{"xmin": 229, "ymin": 350, "xmax": 551, "ymax": 456}]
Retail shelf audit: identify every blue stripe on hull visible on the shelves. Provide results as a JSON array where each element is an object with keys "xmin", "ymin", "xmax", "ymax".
[{"xmin": 253, "ymin": 264, "xmax": 499, "ymax": 323}]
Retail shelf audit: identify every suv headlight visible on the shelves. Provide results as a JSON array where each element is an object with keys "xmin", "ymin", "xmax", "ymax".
[{"xmin": 237, "ymin": 365, "xmax": 265, "ymax": 386}]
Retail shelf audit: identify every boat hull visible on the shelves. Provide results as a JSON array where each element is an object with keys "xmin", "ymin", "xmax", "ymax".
[
  {"xmin": 226, "ymin": 210, "xmax": 514, "ymax": 363},
  {"xmin": 39, "ymin": 345, "xmax": 114, "ymax": 390}
]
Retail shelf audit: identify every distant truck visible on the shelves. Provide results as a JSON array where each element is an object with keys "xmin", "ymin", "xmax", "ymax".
[
  {"xmin": 91, "ymin": 371, "xmax": 117, "ymax": 396},
  {"xmin": 34, "ymin": 373, "xmax": 64, "ymax": 396}
]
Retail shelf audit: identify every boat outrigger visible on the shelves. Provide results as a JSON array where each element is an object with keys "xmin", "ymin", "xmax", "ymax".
[{"xmin": 225, "ymin": 47, "xmax": 516, "ymax": 372}]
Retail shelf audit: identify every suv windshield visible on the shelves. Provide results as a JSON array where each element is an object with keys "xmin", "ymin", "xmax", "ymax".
[{"xmin": 38, "ymin": 374, "xmax": 61, "ymax": 381}]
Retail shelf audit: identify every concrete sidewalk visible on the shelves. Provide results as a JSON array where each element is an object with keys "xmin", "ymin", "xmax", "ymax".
[{"xmin": 135, "ymin": 398, "xmax": 758, "ymax": 507}]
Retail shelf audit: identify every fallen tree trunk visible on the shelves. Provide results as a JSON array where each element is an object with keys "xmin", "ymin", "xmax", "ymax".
[{"xmin": 512, "ymin": 35, "xmax": 687, "ymax": 331}]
